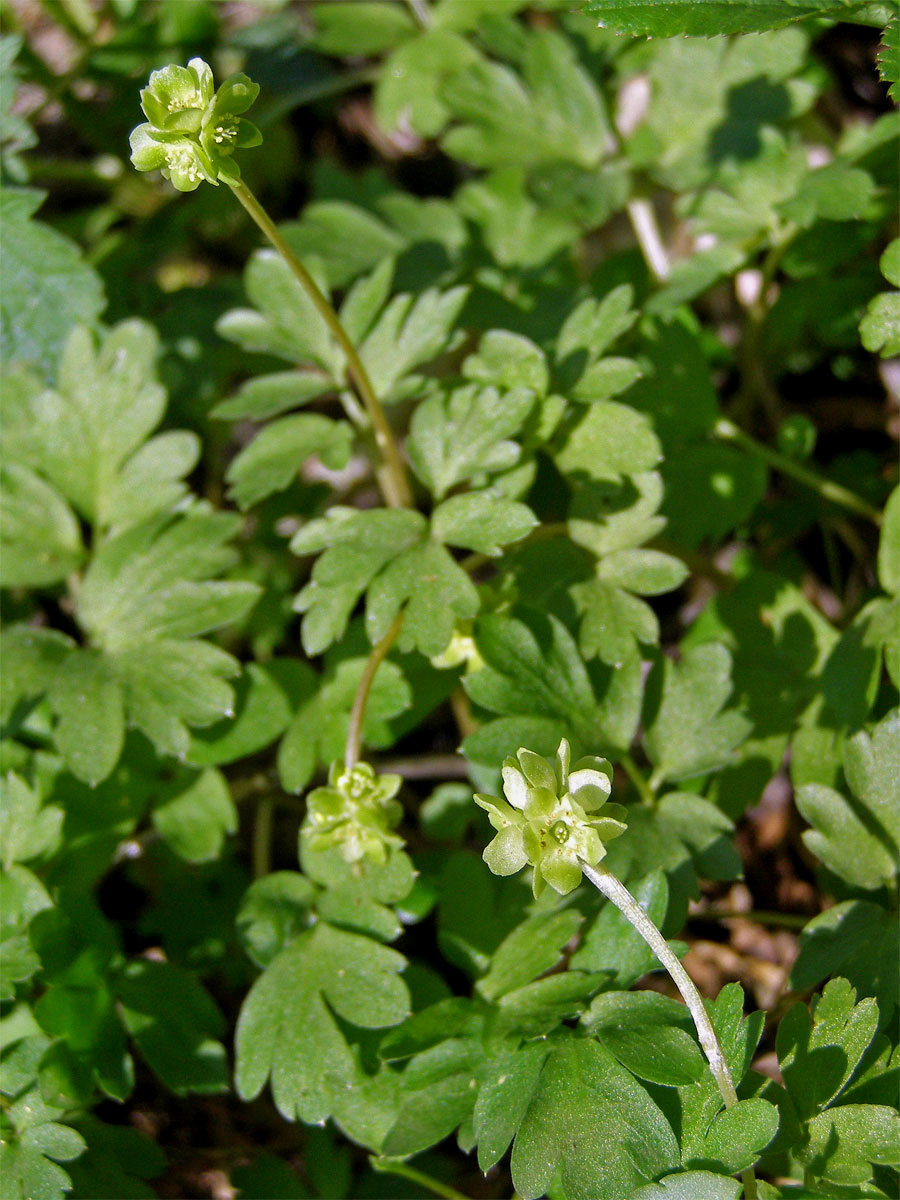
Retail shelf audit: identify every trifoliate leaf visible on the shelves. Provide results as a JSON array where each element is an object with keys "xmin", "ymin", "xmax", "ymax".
[
  {"xmin": 440, "ymin": 30, "xmax": 608, "ymax": 170},
  {"xmin": 796, "ymin": 709, "xmax": 899, "ymax": 890},
  {"xmin": 583, "ymin": 991, "xmax": 706, "ymax": 1087},
  {"xmin": 778, "ymin": 978, "xmax": 880, "ymax": 1122},
  {"xmin": 381, "ymin": 1036, "xmax": 482, "ymax": 1157},
  {"xmin": 235, "ymin": 923, "xmax": 409, "ymax": 1123},
  {"xmin": 463, "ymin": 609, "xmax": 601, "ymax": 763},
  {"xmin": 0, "ymin": 774, "xmax": 63, "ymax": 871},
  {"xmin": 791, "ymin": 900, "xmax": 898, "ymax": 1024},
  {"xmin": 585, "ymin": 0, "xmax": 860, "ymax": 37},
  {"xmin": 407, "ymin": 383, "xmax": 535, "ymax": 498},
  {"xmin": 1, "ymin": 321, "xmax": 195, "ymax": 533},
  {"xmin": 188, "ymin": 660, "xmax": 315, "ymax": 767},
  {"xmin": 477, "ymin": 910, "xmax": 583, "ymax": 1002},
  {"xmin": 116, "ymin": 960, "xmax": 228, "ymax": 1095},
  {"xmin": 798, "ymin": 1104, "xmax": 900, "ymax": 1186},
  {"xmin": 0, "ymin": 463, "xmax": 84, "ymax": 587},
  {"xmin": 555, "ymin": 400, "xmax": 662, "ymax": 483},
  {"xmin": 644, "ymin": 643, "xmax": 751, "ymax": 785},
  {"xmin": 302, "ymin": 845, "xmax": 416, "ymax": 943},
  {"xmin": 431, "ymin": 493, "xmax": 538, "ymax": 556},
  {"xmin": 150, "ymin": 767, "xmax": 236, "ymax": 864},
  {"xmin": 47, "ymin": 652, "xmax": 125, "ymax": 789},
  {"xmin": 225, "ymin": 413, "xmax": 353, "ymax": 509},
  {"xmin": 0, "ymin": 189, "xmax": 105, "ymax": 380},
  {"xmin": 474, "ymin": 1031, "xmax": 679, "ymax": 1200}
]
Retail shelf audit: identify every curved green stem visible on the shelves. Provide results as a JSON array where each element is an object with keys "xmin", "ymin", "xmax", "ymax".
[
  {"xmin": 581, "ymin": 862, "xmax": 758, "ymax": 1200},
  {"xmin": 228, "ymin": 178, "xmax": 413, "ymax": 509},
  {"xmin": 345, "ymin": 610, "xmax": 406, "ymax": 770},
  {"xmin": 714, "ymin": 417, "xmax": 882, "ymax": 526},
  {"xmin": 369, "ymin": 1157, "xmax": 466, "ymax": 1200},
  {"xmin": 620, "ymin": 753, "xmax": 656, "ymax": 806}
]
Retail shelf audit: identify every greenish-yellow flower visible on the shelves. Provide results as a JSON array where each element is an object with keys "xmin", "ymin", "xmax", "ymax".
[
  {"xmin": 301, "ymin": 760, "xmax": 404, "ymax": 865},
  {"xmin": 475, "ymin": 739, "xmax": 627, "ymax": 897},
  {"xmin": 129, "ymin": 57, "xmax": 261, "ymax": 192}
]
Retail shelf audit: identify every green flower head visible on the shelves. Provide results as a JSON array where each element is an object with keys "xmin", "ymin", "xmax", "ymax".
[
  {"xmin": 301, "ymin": 760, "xmax": 404, "ymax": 865},
  {"xmin": 475, "ymin": 739, "xmax": 627, "ymax": 897},
  {"xmin": 130, "ymin": 57, "xmax": 261, "ymax": 191}
]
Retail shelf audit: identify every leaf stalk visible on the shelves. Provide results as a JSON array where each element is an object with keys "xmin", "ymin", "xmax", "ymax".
[{"xmin": 344, "ymin": 609, "xmax": 407, "ymax": 770}]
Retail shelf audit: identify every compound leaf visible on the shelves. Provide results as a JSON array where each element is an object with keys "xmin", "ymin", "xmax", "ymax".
[{"xmin": 235, "ymin": 923, "xmax": 409, "ymax": 1123}]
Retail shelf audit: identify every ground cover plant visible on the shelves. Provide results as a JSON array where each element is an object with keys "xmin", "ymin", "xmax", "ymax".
[{"xmin": 1, "ymin": 0, "xmax": 898, "ymax": 1197}]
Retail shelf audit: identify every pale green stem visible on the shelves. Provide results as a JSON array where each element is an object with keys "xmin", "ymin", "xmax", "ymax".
[
  {"xmin": 580, "ymin": 862, "xmax": 759, "ymax": 1200},
  {"xmin": 345, "ymin": 610, "xmax": 406, "ymax": 770},
  {"xmin": 620, "ymin": 753, "xmax": 655, "ymax": 805},
  {"xmin": 227, "ymin": 178, "xmax": 413, "ymax": 509},
  {"xmin": 404, "ymin": 0, "xmax": 433, "ymax": 27},
  {"xmin": 627, "ymin": 198, "xmax": 670, "ymax": 282},
  {"xmin": 369, "ymin": 1157, "xmax": 466, "ymax": 1200},
  {"xmin": 714, "ymin": 417, "xmax": 882, "ymax": 526}
]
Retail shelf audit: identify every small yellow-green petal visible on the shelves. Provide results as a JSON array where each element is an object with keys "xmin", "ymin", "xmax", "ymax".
[
  {"xmin": 501, "ymin": 762, "xmax": 529, "ymax": 811},
  {"xmin": 483, "ymin": 825, "xmax": 528, "ymax": 876},
  {"xmin": 517, "ymin": 747, "xmax": 556, "ymax": 792},
  {"xmin": 540, "ymin": 849, "xmax": 583, "ymax": 895},
  {"xmin": 568, "ymin": 767, "xmax": 611, "ymax": 810}
]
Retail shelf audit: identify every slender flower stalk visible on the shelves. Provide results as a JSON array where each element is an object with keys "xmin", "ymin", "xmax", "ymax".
[
  {"xmin": 227, "ymin": 179, "xmax": 413, "ymax": 510},
  {"xmin": 474, "ymin": 739, "xmax": 758, "ymax": 1200},
  {"xmin": 344, "ymin": 609, "xmax": 406, "ymax": 770},
  {"xmin": 129, "ymin": 57, "xmax": 413, "ymax": 511}
]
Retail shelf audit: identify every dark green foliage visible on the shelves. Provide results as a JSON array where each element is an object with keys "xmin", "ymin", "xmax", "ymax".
[{"xmin": 1, "ymin": 4, "xmax": 897, "ymax": 1199}]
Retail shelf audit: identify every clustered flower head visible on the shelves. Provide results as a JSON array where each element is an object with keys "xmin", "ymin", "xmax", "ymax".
[
  {"xmin": 129, "ymin": 57, "xmax": 261, "ymax": 191},
  {"xmin": 301, "ymin": 760, "xmax": 404, "ymax": 865},
  {"xmin": 475, "ymin": 739, "xmax": 627, "ymax": 897}
]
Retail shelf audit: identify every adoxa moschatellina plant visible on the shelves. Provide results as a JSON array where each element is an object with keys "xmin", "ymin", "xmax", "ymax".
[
  {"xmin": 131, "ymin": 62, "xmax": 758, "ymax": 1200},
  {"xmin": 130, "ymin": 56, "xmax": 412, "ymax": 510}
]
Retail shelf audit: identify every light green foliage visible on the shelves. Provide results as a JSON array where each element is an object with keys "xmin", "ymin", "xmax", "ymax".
[
  {"xmin": 644, "ymin": 643, "xmax": 752, "ymax": 785},
  {"xmin": 585, "ymin": 0, "xmax": 873, "ymax": 37},
  {"xmin": 797, "ymin": 708, "xmax": 899, "ymax": 890},
  {"xmin": 0, "ymin": 191, "xmax": 105, "ymax": 380},
  {"xmin": 4, "ymin": 7, "xmax": 899, "ymax": 1199},
  {"xmin": 235, "ymin": 922, "xmax": 409, "ymax": 1123},
  {"xmin": 778, "ymin": 980, "xmax": 900, "ymax": 1186}
]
